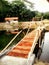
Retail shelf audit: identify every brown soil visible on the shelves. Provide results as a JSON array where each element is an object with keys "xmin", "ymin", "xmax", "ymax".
[{"xmin": 34, "ymin": 60, "xmax": 49, "ymax": 65}]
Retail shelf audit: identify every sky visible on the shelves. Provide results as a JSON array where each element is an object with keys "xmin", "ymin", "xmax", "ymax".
[
  {"xmin": 28, "ymin": 0, "xmax": 49, "ymax": 12},
  {"xmin": 8, "ymin": 0, "xmax": 49, "ymax": 13}
]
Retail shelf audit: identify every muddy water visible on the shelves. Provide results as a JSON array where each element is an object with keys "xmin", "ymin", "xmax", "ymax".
[{"xmin": 40, "ymin": 32, "xmax": 49, "ymax": 62}]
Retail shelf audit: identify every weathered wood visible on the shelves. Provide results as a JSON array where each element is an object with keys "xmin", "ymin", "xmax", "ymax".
[{"xmin": 0, "ymin": 20, "xmax": 49, "ymax": 30}]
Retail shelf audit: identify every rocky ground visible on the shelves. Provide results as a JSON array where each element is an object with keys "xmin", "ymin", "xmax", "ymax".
[{"xmin": 34, "ymin": 59, "xmax": 49, "ymax": 65}]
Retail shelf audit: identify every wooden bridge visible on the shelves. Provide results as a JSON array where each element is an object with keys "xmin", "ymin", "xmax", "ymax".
[
  {"xmin": 0, "ymin": 20, "xmax": 49, "ymax": 31},
  {"xmin": 0, "ymin": 26, "xmax": 44, "ymax": 65},
  {"xmin": 0, "ymin": 20, "xmax": 49, "ymax": 65},
  {"xmin": 7, "ymin": 27, "xmax": 42, "ymax": 58}
]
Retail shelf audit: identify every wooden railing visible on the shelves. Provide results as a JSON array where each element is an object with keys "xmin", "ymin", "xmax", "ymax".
[{"xmin": 0, "ymin": 20, "xmax": 49, "ymax": 31}]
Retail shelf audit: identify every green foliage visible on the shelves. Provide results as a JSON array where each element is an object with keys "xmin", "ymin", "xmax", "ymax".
[
  {"xmin": 0, "ymin": 30, "xmax": 24, "ymax": 50},
  {"xmin": 0, "ymin": 0, "xmax": 12, "ymax": 21},
  {"xmin": 7, "ymin": 0, "xmax": 33, "ymax": 21},
  {"xmin": 43, "ymin": 12, "xmax": 49, "ymax": 19},
  {"xmin": 0, "ymin": 31, "xmax": 15, "ymax": 50},
  {"xmin": 0, "ymin": 0, "xmax": 35, "ymax": 21},
  {"xmin": 0, "ymin": 0, "xmax": 49, "ymax": 22}
]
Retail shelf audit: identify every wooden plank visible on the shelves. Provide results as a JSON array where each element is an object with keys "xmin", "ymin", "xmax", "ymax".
[{"xmin": 7, "ymin": 29, "xmax": 37, "ymax": 58}]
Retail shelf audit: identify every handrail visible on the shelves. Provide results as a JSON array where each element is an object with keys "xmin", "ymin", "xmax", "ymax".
[
  {"xmin": 0, "ymin": 30, "xmax": 22, "ymax": 54},
  {"xmin": 28, "ymin": 26, "xmax": 44, "ymax": 58},
  {"xmin": 0, "ymin": 24, "xmax": 48, "ymax": 57},
  {"xmin": 26, "ymin": 23, "xmax": 32, "ymax": 34},
  {"xmin": 0, "ymin": 23, "xmax": 31, "ymax": 56},
  {"xmin": 28, "ymin": 30, "xmax": 38, "ymax": 58}
]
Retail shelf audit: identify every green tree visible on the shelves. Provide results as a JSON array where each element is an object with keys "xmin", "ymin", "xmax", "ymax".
[
  {"xmin": 43, "ymin": 12, "xmax": 49, "ymax": 19},
  {"xmin": 0, "ymin": 0, "xmax": 11, "ymax": 22},
  {"xmin": 8, "ymin": 0, "xmax": 35, "ymax": 21},
  {"xmin": 0, "ymin": 0, "xmax": 35, "ymax": 21}
]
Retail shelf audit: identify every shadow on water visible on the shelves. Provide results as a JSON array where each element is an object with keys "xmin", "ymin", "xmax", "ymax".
[
  {"xmin": 0, "ymin": 29, "xmax": 28, "ymax": 50},
  {"xmin": 40, "ymin": 32, "xmax": 49, "ymax": 63},
  {"xmin": 0, "ymin": 31, "xmax": 15, "ymax": 50}
]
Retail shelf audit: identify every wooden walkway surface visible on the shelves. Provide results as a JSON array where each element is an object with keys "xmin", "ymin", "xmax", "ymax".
[{"xmin": 7, "ymin": 27, "xmax": 42, "ymax": 58}]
